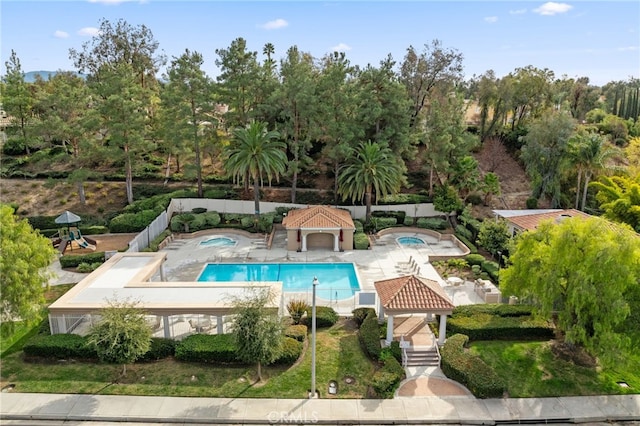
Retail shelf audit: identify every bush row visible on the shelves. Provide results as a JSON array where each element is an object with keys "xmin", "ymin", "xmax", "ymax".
[
  {"xmin": 358, "ymin": 311, "xmax": 381, "ymax": 360},
  {"xmin": 352, "ymin": 307, "xmax": 375, "ymax": 327},
  {"xmin": 301, "ymin": 306, "xmax": 339, "ymax": 328},
  {"xmin": 170, "ymin": 211, "xmax": 274, "ymax": 234},
  {"xmin": 371, "ymin": 349, "xmax": 405, "ymax": 398},
  {"xmin": 452, "ymin": 304, "xmax": 535, "ymax": 318},
  {"xmin": 455, "ymin": 232, "xmax": 478, "ymax": 254},
  {"xmin": 284, "ymin": 324, "xmax": 307, "ymax": 342},
  {"xmin": 353, "ymin": 232, "xmax": 370, "ymax": 250},
  {"xmin": 447, "ymin": 313, "xmax": 554, "ymax": 341},
  {"xmin": 440, "ymin": 334, "xmax": 506, "ymax": 399},
  {"xmin": 59, "ymin": 252, "xmax": 107, "ymax": 268},
  {"xmin": 416, "ymin": 217, "xmax": 448, "ymax": 230}
]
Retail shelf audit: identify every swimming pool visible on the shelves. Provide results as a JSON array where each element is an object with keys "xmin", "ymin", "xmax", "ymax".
[
  {"xmin": 197, "ymin": 263, "xmax": 360, "ymax": 300},
  {"xmin": 199, "ymin": 237, "xmax": 237, "ymax": 247},
  {"xmin": 397, "ymin": 236, "xmax": 426, "ymax": 246}
]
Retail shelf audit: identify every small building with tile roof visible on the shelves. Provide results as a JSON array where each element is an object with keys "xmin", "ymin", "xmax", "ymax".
[
  {"xmin": 281, "ymin": 205, "xmax": 356, "ymax": 252},
  {"xmin": 375, "ymin": 275, "xmax": 454, "ymax": 346},
  {"xmin": 493, "ymin": 209, "xmax": 591, "ymax": 235}
]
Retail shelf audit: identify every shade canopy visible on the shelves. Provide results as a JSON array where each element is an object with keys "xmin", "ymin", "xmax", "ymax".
[{"xmin": 55, "ymin": 210, "xmax": 82, "ymax": 225}]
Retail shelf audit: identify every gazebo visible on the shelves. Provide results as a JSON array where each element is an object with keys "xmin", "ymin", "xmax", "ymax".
[
  {"xmin": 281, "ymin": 205, "xmax": 355, "ymax": 252},
  {"xmin": 374, "ymin": 275, "xmax": 454, "ymax": 347}
]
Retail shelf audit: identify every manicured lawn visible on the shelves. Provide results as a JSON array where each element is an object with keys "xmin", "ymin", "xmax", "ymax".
[
  {"xmin": 0, "ymin": 320, "xmax": 376, "ymax": 398},
  {"xmin": 469, "ymin": 340, "xmax": 639, "ymax": 397}
]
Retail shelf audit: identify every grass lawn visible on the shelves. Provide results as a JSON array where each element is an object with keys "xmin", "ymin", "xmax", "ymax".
[
  {"xmin": 469, "ymin": 340, "xmax": 640, "ymax": 398},
  {"xmin": 0, "ymin": 319, "xmax": 377, "ymax": 398}
]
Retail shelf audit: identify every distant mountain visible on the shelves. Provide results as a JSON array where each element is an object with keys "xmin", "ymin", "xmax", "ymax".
[{"xmin": 24, "ymin": 70, "xmax": 86, "ymax": 82}]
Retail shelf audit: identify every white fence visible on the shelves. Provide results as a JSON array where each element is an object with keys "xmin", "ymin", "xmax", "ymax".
[{"xmin": 127, "ymin": 199, "xmax": 444, "ymax": 252}]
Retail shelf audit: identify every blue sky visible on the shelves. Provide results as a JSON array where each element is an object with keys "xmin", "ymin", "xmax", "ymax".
[{"xmin": 2, "ymin": 0, "xmax": 639, "ymax": 86}]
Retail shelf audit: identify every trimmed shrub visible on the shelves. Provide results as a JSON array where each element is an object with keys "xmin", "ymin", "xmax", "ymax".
[
  {"xmin": 240, "ymin": 216, "xmax": 254, "ymax": 228},
  {"xmin": 59, "ymin": 252, "xmax": 106, "ymax": 268},
  {"xmin": 358, "ymin": 312, "xmax": 381, "ymax": 360},
  {"xmin": 23, "ymin": 334, "xmax": 97, "ymax": 360},
  {"xmin": 353, "ymin": 220, "xmax": 364, "ymax": 233},
  {"xmin": 371, "ymin": 217, "xmax": 397, "ymax": 230},
  {"xmin": 170, "ymin": 213, "xmax": 195, "ymax": 232},
  {"xmin": 372, "ymin": 351, "xmax": 406, "ymax": 398},
  {"xmin": 109, "ymin": 210, "xmax": 158, "ymax": 233},
  {"xmin": 481, "ymin": 260, "xmax": 500, "ymax": 282},
  {"xmin": 465, "ymin": 253, "xmax": 486, "ymax": 266},
  {"xmin": 76, "ymin": 262, "xmax": 102, "ymax": 273},
  {"xmin": 380, "ymin": 340, "xmax": 402, "ymax": 364},
  {"xmin": 138, "ymin": 337, "xmax": 176, "ymax": 362},
  {"xmin": 440, "ymin": 334, "xmax": 506, "ymax": 399},
  {"xmin": 192, "ymin": 207, "xmax": 207, "ymax": 214},
  {"xmin": 203, "ymin": 212, "xmax": 221, "ymax": 227},
  {"xmin": 372, "ymin": 210, "xmax": 406, "ymax": 223},
  {"xmin": 284, "ymin": 324, "xmax": 307, "ymax": 342},
  {"xmin": 416, "ymin": 217, "xmax": 448, "ymax": 230},
  {"xmin": 353, "ymin": 232, "xmax": 370, "ymax": 250},
  {"xmin": 352, "ymin": 307, "xmax": 376, "ymax": 327},
  {"xmin": 455, "ymin": 233, "xmax": 478, "ymax": 254},
  {"xmin": 175, "ymin": 334, "xmax": 238, "ymax": 364},
  {"xmin": 301, "ymin": 306, "xmax": 339, "ymax": 328},
  {"xmin": 447, "ymin": 313, "xmax": 554, "ymax": 341},
  {"xmin": 452, "ymin": 304, "xmax": 534, "ymax": 318},
  {"xmin": 403, "ymin": 216, "xmax": 415, "ymax": 226},
  {"xmin": 455, "ymin": 225, "xmax": 472, "ymax": 241},
  {"xmin": 273, "ymin": 337, "xmax": 303, "ymax": 365},
  {"xmin": 147, "ymin": 230, "xmax": 172, "ymax": 252}
]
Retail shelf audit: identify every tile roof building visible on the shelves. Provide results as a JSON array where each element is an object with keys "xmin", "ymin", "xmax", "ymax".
[{"xmin": 282, "ymin": 205, "xmax": 356, "ymax": 251}]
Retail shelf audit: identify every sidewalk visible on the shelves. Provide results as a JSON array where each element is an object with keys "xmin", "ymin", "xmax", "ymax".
[{"xmin": 1, "ymin": 393, "xmax": 638, "ymax": 424}]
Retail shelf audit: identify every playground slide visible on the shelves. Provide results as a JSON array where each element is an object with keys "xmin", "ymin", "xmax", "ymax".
[{"xmin": 75, "ymin": 236, "xmax": 96, "ymax": 251}]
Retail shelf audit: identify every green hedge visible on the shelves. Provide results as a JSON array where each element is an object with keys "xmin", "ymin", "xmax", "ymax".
[
  {"xmin": 284, "ymin": 324, "xmax": 307, "ymax": 342},
  {"xmin": 465, "ymin": 253, "xmax": 485, "ymax": 266},
  {"xmin": 353, "ymin": 220, "xmax": 364, "ymax": 233},
  {"xmin": 481, "ymin": 260, "xmax": 500, "ymax": 282},
  {"xmin": 371, "ymin": 217, "xmax": 397, "ymax": 230},
  {"xmin": 440, "ymin": 334, "xmax": 506, "ymax": 399},
  {"xmin": 109, "ymin": 209, "xmax": 159, "ymax": 233},
  {"xmin": 416, "ymin": 217, "xmax": 448, "ymax": 230},
  {"xmin": 372, "ymin": 210, "xmax": 406, "ymax": 223},
  {"xmin": 371, "ymin": 350, "xmax": 406, "ymax": 398},
  {"xmin": 452, "ymin": 304, "xmax": 534, "ymax": 318},
  {"xmin": 352, "ymin": 307, "xmax": 376, "ymax": 327},
  {"xmin": 455, "ymin": 233, "xmax": 478, "ymax": 254},
  {"xmin": 358, "ymin": 312, "xmax": 381, "ymax": 360},
  {"xmin": 447, "ymin": 313, "xmax": 554, "ymax": 341},
  {"xmin": 354, "ymin": 232, "xmax": 370, "ymax": 250},
  {"xmin": 59, "ymin": 252, "xmax": 106, "ymax": 268},
  {"xmin": 175, "ymin": 334, "xmax": 238, "ymax": 364},
  {"xmin": 23, "ymin": 334, "xmax": 97, "ymax": 359},
  {"xmin": 301, "ymin": 306, "xmax": 339, "ymax": 328},
  {"xmin": 273, "ymin": 337, "xmax": 303, "ymax": 365},
  {"xmin": 138, "ymin": 337, "xmax": 177, "ymax": 362}
]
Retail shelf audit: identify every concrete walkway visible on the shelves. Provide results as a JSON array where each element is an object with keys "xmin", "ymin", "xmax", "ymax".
[{"xmin": 1, "ymin": 392, "xmax": 638, "ymax": 424}]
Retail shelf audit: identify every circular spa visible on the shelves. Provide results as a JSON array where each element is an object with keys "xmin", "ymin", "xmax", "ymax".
[
  {"xmin": 199, "ymin": 236, "xmax": 237, "ymax": 247},
  {"xmin": 397, "ymin": 236, "xmax": 426, "ymax": 246}
]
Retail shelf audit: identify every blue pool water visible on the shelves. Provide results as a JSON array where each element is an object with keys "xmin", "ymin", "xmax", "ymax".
[
  {"xmin": 397, "ymin": 236, "xmax": 426, "ymax": 245},
  {"xmin": 199, "ymin": 237, "xmax": 236, "ymax": 247},
  {"xmin": 197, "ymin": 263, "xmax": 360, "ymax": 300}
]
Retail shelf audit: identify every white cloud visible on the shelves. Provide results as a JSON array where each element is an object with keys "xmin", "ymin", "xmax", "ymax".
[
  {"xmin": 617, "ymin": 46, "xmax": 639, "ymax": 51},
  {"xmin": 484, "ymin": 16, "xmax": 498, "ymax": 23},
  {"xmin": 330, "ymin": 43, "xmax": 351, "ymax": 52},
  {"xmin": 509, "ymin": 9, "xmax": 527, "ymax": 15},
  {"xmin": 78, "ymin": 27, "xmax": 100, "ymax": 37},
  {"xmin": 260, "ymin": 18, "xmax": 288, "ymax": 30},
  {"xmin": 88, "ymin": 0, "xmax": 136, "ymax": 4},
  {"xmin": 54, "ymin": 30, "xmax": 69, "ymax": 39},
  {"xmin": 533, "ymin": 2, "xmax": 573, "ymax": 16}
]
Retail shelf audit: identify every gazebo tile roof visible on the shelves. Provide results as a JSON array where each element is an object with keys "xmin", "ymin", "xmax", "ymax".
[
  {"xmin": 282, "ymin": 205, "xmax": 355, "ymax": 229},
  {"xmin": 374, "ymin": 275, "xmax": 454, "ymax": 312},
  {"xmin": 503, "ymin": 209, "xmax": 590, "ymax": 232}
]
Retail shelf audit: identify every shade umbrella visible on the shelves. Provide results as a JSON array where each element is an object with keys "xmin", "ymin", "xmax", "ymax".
[{"xmin": 55, "ymin": 210, "xmax": 82, "ymax": 231}]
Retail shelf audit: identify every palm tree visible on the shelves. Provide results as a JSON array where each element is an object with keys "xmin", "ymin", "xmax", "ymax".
[
  {"xmin": 225, "ymin": 121, "xmax": 287, "ymax": 225},
  {"xmin": 338, "ymin": 141, "xmax": 405, "ymax": 223},
  {"xmin": 569, "ymin": 132, "xmax": 620, "ymax": 211}
]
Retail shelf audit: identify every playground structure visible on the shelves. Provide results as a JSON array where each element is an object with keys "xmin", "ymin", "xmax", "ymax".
[{"xmin": 54, "ymin": 227, "xmax": 97, "ymax": 253}]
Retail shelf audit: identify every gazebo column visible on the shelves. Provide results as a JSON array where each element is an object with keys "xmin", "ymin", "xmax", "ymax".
[
  {"xmin": 438, "ymin": 314, "xmax": 447, "ymax": 345},
  {"xmin": 163, "ymin": 316, "xmax": 171, "ymax": 339},
  {"xmin": 333, "ymin": 233, "xmax": 339, "ymax": 252},
  {"xmin": 301, "ymin": 233, "xmax": 308, "ymax": 252},
  {"xmin": 159, "ymin": 264, "xmax": 166, "ymax": 282},
  {"xmin": 385, "ymin": 315, "xmax": 394, "ymax": 346}
]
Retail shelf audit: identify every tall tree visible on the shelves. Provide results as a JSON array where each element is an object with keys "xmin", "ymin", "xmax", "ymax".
[
  {"xmin": 161, "ymin": 49, "xmax": 214, "ymax": 197},
  {"xmin": 338, "ymin": 141, "xmax": 405, "ymax": 223},
  {"xmin": 0, "ymin": 204, "xmax": 56, "ymax": 331},
  {"xmin": 32, "ymin": 72, "xmax": 98, "ymax": 204},
  {"xmin": 2, "ymin": 50, "xmax": 36, "ymax": 154},
  {"xmin": 230, "ymin": 288, "xmax": 283, "ymax": 382},
  {"xmin": 87, "ymin": 298, "xmax": 152, "ymax": 376},
  {"xmin": 501, "ymin": 216, "xmax": 640, "ymax": 363},
  {"xmin": 505, "ymin": 66, "xmax": 555, "ymax": 131},
  {"xmin": 568, "ymin": 131, "xmax": 620, "ymax": 211},
  {"xmin": 69, "ymin": 18, "xmax": 165, "ymax": 204},
  {"xmin": 520, "ymin": 110, "xmax": 575, "ymax": 207},
  {"xmin": 355, "ymin": 56, "xmax": 413, "ymax": 160},
  {"xmin": 399, "ymin": 40, "xmax": 464, "ymax": 128},
  {"xmin": 313, "ymin": 52, "xmax": 361, "ymax": 204},
  {"xmin": 224, "ymin": 122, "xmax": 287, "ymax": 224},
  {"xmin": 275, "ymin": 46, "xmax": 316, "ymax": 203},
  {"xmin": 215, "ymin": 37, "xmax": 260, "ymax": 128}
]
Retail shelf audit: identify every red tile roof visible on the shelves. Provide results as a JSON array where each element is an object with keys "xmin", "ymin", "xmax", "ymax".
[
  {"xmin": 282, "ymin": 205, "xmax": 355, "ymax": 230},
  {"xmin": 374, "ymin": 275, "xmax": 454, "ymax": 314},
  {"xmin": 506, "ymin": 209, "xmax": 591, "ymax": 232}
]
